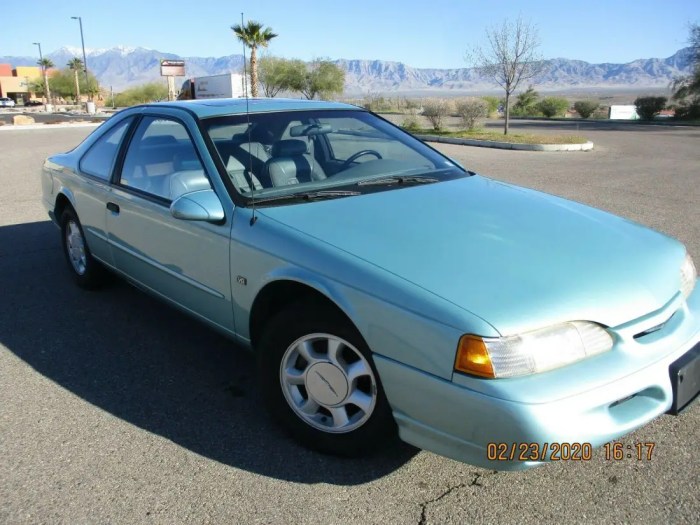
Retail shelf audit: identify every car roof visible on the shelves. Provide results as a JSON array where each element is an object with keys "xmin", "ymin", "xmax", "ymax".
[{"xmin": 143, "ymin": 97, "xmax": 360, "ymax": 119}]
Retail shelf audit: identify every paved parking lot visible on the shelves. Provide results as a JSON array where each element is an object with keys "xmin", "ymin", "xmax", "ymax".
[{"xmin": 0, "ymin": 122, "xmax": 698, "ymax": 524}]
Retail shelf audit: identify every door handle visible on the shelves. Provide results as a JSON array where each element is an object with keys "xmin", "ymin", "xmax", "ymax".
[{"xmin": 106, "ymin": 202, "xmax": 120, "ymax": 213}]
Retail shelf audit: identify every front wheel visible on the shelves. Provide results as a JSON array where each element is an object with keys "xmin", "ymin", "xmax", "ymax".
[
  {"xmin": 259, "ymin": 304, "xmax": 396, "ymax": 457},
  {"xmin": 60, "ymin": 208, "xmax": 106, "ymax": 289}
]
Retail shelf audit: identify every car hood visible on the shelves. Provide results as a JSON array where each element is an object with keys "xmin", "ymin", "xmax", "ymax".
[{"xmin": 258, "ymin": 175, "xmax": 684, "ymax": 334}]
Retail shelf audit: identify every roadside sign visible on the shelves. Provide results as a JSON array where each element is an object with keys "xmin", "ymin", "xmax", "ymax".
[{"xmin": 160, "ymin": 59, "xmax": 186, "ymax": 77}]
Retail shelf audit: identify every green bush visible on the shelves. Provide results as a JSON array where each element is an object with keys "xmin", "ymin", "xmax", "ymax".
[
  {"xmin": 537, "ymin": 97, "xmax": 569, "ymax": 118},
  {"xmin": 634, "ymin": 96, "xmax": 667, "ymax": 120},
  {"xmin": 512, "ymin": 86, "xmax": 540, "ymax": 116},
  {"xmin": 114, "ymin": 83, "xmax": 169, "ymax": 107},
  {"xmin": 573, "ymin": 100, "xmax": 598, "ymax": 119},
  {"xmin": 481, "ymin": 96, "xmax": 500, "ymax": 116},
  {"xmin": 455, "ymin": 98, "xmax": 488, "ymax": 130}
]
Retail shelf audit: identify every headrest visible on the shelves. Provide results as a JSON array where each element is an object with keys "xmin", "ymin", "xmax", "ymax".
[
  {"xmin": 246, "ymin": 124, "xmax": 275, "ymax": 144},
  {"xmin": 271, "ymin": 139, "xmax": 307, "ymax": 158}
]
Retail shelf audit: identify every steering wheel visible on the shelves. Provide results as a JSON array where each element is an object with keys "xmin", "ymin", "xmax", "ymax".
[{"xmin": 341, "ymin": 150, "xmax": 383, "ymax": 168}]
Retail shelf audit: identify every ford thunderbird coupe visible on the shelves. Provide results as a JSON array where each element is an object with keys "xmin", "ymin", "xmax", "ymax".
[{"xmin": 41, "ymin": 98, "xmax": 699, "ymax": 469}]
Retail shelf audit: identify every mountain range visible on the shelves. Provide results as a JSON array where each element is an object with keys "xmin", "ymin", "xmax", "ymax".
[{"xmin": 0, "ymin": 45, "xmax": 692, "ymax": 94}]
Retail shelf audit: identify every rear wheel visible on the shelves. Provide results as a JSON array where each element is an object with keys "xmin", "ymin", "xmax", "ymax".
[
  {"xmin": 259, "ymin": 304, "xmax": 396, "ymax": 457},
  {"xmin": 60, "ymin": 208, "xmax": 106, "ymax": 289}
]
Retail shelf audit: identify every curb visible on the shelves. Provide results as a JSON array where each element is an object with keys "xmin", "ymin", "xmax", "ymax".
[
  {"xmin": 0, "ymin": 122, "xmax": 103, "ymax": 132},
  {"xmin": 415, "ymin": 134, "xmax": 594, "ymax": 151}
]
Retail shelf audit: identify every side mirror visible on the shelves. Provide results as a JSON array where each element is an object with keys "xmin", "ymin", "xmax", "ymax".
[{"xmin": 170, "ymin": 189, "xmax": 225, "ymax": 222}]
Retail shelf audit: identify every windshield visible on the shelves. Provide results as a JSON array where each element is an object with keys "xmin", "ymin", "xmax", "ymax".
[{"xmin": 203, "ymin": 109, "xmax": 468, "ymax": 203}]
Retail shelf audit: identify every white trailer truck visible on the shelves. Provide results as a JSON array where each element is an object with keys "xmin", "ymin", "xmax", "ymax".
[{"xmin": 178, "ymin": 73, "xmax": 247, "ymax": 100}]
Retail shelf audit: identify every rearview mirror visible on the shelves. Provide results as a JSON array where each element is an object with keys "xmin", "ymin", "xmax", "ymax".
[
  {"xmin": 289, "ymin": 123, "xmax": 333, "ymax": 137},
  {"xmin": 170, "ymin": 189, "xmax": 225, "ymax": 222}
]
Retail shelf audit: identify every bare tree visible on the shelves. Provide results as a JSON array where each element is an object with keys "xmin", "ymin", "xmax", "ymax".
[{"xmin": 468, "ymin": 17, "xmax": 545, "ymax": 134}]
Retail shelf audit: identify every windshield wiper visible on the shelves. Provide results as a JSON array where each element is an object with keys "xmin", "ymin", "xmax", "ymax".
[
  {"xmin": 356, "ymin": 175, "xmax": 439, "ymax": 186},
  {"xmin": 254, "ymin": 190, "xmax": 361, "ymax": 204}
]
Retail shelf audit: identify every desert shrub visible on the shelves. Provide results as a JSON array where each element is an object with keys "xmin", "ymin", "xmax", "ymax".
[
  {"xmin": 573, "ymin": 100, "xmax": 598, "ymax": 118},
  {"xmin": 401, "ymin": 114, "xmax": 421, "ymax": 131},
  {"xmin": 421, "ymin": 98, "xmax": 452, "ymax": 131},
  {"xmin": 455, "ymin": 98, "xmax": 488, "ymax": 130},
  {"xmin": 404, "ymin": 98, "xmax": 421, "ymax": 115},
  {"xmin": 537, "ymin": 97, "xmax": 569, "ymax": 118},
  {"xmin": 634, "ymin": 96, "xmax": 667, "ymax": 120},
  {"xmin": 362, "ymin": 92, "xmax": 386, "ymax": 112},
  {"xmin": 592, "ymin": 105, "xmax": 609, "ymax": 119}
]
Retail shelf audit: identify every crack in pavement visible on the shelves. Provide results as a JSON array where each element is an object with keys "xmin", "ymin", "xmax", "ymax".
[{"xmin": 418, "ymin": 472, "xmax": 494, "ymax": 525}]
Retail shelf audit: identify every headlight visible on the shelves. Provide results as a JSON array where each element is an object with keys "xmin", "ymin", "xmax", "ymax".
[
  {"xmin": 680, "ymin": 252, "xmax": 697, "ymax": 299},
  {"xmin": 455, "ymin": 321, "xmax": 613, "ymax": 378}
]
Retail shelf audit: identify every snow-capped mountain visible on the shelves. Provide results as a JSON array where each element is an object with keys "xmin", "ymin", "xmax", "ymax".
[{"xmin": 0, "ymin": 46, "xmax": 692, "ymax": 93}]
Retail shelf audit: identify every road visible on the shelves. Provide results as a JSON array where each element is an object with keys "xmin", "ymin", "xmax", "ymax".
[{"xmin": 0, "ymin": 123, "xmax": 698, "ymax": 524}]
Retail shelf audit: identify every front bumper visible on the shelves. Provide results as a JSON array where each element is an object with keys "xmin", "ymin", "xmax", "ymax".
[{"xmin": 375, "ymin": 288, "xmax": 700, "ymax": 470}]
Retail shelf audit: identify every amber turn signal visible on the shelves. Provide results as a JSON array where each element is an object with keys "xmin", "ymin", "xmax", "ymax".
[{"xmin": 455, "ymin": 335, "xmax": 495, "ymax": 378}]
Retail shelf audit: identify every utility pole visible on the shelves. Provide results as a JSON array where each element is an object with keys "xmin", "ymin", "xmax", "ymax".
[{"xmin": 71, "ymin": 16, "xmax": 91, "ymax": 102}]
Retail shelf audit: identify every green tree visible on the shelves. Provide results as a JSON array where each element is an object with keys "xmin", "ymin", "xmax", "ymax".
[
  {"xmin": 634, "ymin": 96, "xmax": 667, "ymax": 120},
  {"xmin": 258, "ymin": 56, "xmax": 306, "ymax": 97},
  {"xmin": 537, "ymin": 96, "xmax": 569, "ymax": 117},
  {"xmin": 301, "ymin": 60, "xmax": 345, "ymax": 100},
  {"xmin": 468, "ymin": 17, "xmax": 546, "ymax": 134},
  {"xmin": 573, "ymin": 100, "xmax": 598, "ymax": 118},
  {"xmin": 67, "ymin": 58, "xmax": 84, "ymax": 103},
  {"xmin": 231, "ymin": 20, "xmax": 278, "ymax": 98},
  {"xmin": 512, "ymin": 86, "xmax": 539, "ymax": 116},
  {"xmin": 34, "ymin": 68, "xmax": 99, "ymax": 100},
  {"xmin": 37, "ymin": 58, "xmax": 53, "ymax": 103},
  {"xmin": 672, "ymin": 23, "xmax": 700, "ymax": 119}
]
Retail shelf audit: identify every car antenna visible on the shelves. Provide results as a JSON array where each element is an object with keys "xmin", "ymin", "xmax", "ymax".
[{"xmin": 241, "ymin": 12, "xmax": 257, "ymax": 226}]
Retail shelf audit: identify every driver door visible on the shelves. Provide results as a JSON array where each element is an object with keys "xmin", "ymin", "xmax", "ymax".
[{"xmin": 105, "ymin": 115, "xmax": 234, "ymax": 332}]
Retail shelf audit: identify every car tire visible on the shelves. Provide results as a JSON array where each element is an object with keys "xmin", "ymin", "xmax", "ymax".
[
  {"xmin": 60, "ymin": 208, "xmax": 106, "ymax": 289},
  {"xmin": 259, "ymin": 303, "xmax": 397, "ymax": 457}
]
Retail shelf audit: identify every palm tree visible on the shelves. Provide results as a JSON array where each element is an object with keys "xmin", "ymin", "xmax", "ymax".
[
  {"xmin": 37, "ymin": 58, "xmax": 54, "ymax": 104},
  {"xmin": 231, "ymin": 20, "xmax": 278, "ymax": 98},
  {"xmin": 67, "ymin": 58, "xmax": 84, "ymax": 103}
]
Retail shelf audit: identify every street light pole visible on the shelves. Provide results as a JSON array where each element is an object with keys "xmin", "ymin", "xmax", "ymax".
[
  {"xmin": 71, "ymin": 16, "xmax": 91, "ymax": 101},
  {"xmin": 32, "ymin": 42, "xmax": 43, "ymax": 62},
  {"xmin": 32, "ymin": 42, "xmax": 48, "ymax": 106}
]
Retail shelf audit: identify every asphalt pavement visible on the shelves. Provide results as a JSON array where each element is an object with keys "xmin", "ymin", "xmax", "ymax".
[{"xmin": 0, "ymin": 123, "xmax": 698, "ymax": 524}]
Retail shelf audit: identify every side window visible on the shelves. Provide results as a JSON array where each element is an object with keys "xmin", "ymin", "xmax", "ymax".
[
  {"xmin": 119, "ymin": 116, "xmax": 211, "ymax": 202},
  {"xmin": 80, "ymin": 118, "xmax": 133, "ymax": 180}
]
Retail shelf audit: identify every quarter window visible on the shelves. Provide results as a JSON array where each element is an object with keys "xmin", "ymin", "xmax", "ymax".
[{"xmin": 80, "ymin": 118, "xmax": 133, "ymax": 180}]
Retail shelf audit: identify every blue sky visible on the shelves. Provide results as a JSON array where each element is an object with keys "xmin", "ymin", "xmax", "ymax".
[{"xmin": 2, "ymin": 0, "xmax": 698, "ymax": 67}]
